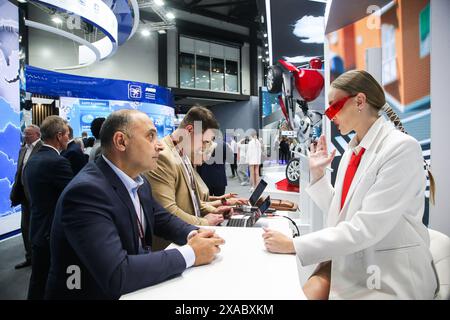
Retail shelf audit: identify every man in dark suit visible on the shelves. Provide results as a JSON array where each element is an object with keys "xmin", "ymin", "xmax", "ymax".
[
  {"xmin": 45, "ymin": 110, "xmax": 224, "ymax": 300},
  {"xmin": 197, "ymin": 140, "xmax": 230, "ymax": 196},
  {"xmin": 81, "ymin": 131, "xmax": 88, "ymax": 148},
  {"xmin": 23, "ymin": 116, "xmax": 73, "ymax": 300},
  {"xmin": 61, "ymin": 126, "xmax": 87, "ymax": 175},
  {"xmin": 10, "ymin": 125, "xmax": 43, "ymax": 269}
]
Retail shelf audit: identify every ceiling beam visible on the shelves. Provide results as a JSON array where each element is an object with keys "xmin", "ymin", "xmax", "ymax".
[
  {"xmin": 192, "ymin": 0, "xmax": 252, "ymax": 9},
  {"xmin": 163, "ymin": 0, "xmax": 252, "ymax": 27}
]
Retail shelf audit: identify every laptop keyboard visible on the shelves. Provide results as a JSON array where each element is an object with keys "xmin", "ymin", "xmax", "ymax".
[{"xmin": 227, "ymin": 218, "xmax": 247, "ymax": 227}]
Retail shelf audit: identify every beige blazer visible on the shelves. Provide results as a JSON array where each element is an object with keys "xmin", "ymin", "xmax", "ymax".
[
  {"xmin": 144, "ymin": 135, "xmax": 216, "ymax": 226},
  {"xmin": 295, "ymin": 117, "xmax": 438, "ymax": 299},
  {"xmin": 193, "ymin": 170, "xmax": 210, "ymax": 202}
]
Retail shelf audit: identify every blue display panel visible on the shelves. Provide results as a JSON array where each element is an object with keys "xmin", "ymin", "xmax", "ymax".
[
  {"xmin": 261, "ymin": 87, "xmax": 280, "ymax": 118},
  {"xmin": 59, "ymin": 97, "xmax": 175, "ymax": 139},
  {"xmin": 0, "ymin": 0, "xmax": 21, "ymax": 238},
  {"xmin": 26, "ymin": 65, "xmax": 174, "ymax": 107}
]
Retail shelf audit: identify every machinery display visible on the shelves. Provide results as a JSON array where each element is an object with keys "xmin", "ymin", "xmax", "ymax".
[{"xmin": 267, "ymin": 58, "xmax": 325, "ymax": 185}]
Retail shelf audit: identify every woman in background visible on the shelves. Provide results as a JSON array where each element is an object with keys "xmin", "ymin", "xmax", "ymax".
[
  {"xmin": 247, "ymin": 131, "xmax": 262, "ymax": 192},
  {"xmin": 237, "ymin": 136, "xmax": 250, "ymax": 186}
]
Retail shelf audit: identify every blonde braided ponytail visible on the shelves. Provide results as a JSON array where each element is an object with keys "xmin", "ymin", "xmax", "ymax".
[
  {"xmin": 382, "ymin": 103, "xmax": 435, "ymax": 204},
  {"xmin": 381, "ymin": 103, "xmax": 408, "ymax": 134}
]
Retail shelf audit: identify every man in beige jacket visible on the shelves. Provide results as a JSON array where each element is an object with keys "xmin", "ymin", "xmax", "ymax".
[{"xmin": 144, "ymin": 107, "xmax": 231, "ymax": 229}]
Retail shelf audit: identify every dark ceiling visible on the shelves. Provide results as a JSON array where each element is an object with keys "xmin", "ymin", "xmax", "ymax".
[{"xmin": 156, "ymin": 0, "xmax": 260, "ymax": 26}]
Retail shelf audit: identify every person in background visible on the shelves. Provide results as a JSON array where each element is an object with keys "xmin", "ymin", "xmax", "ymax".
[
  {"xmin": 89, "ymin": 117, "xmax": 106, "ymax": 161},
  {"xmin": 289, "ymin": 139, "xmax": 298, "ymax": 160},
  {"xmin": 74, "ymin": 138, "xmax": 84, "ymax": 151},
  {"xmin": 279, "ymin": 137, "xmax": 289, "ymax": 164},
  {"xmin": 81, "ymin": 131, "xmax": 88, "ymax": 148},
  {"xmin": 194, "ymin": 140, "xmax": 247, "ymax": 209},
  {"xmin": 259, "ymin": 136, "xmax": 265, "ymax": 177},
  {"xmin": 227, "ymin": 135, "xmax": 238, "ymax": 178},
  {"xmin": 23, "ymin": 116, "xmax": 73, "ymax": 300},
  {"xmin": 247, "ymin": 131, "xmax": 262, "ymax": 192},
  {"xmin": 84, "ymin": 137, "xmax": 95, "ymax": 157},
  {"xmin": 236, "ymin": 136, "xmax": 250, "ymax": 186},
  {"xmin": 197, "ymin": 137, "xmax": 230, "ymax": 196},
  {"xmin": 10, "ymin": 124, "xmax": 43, "ymax": 269},
  {"xmin": 144, "ymin": 107, "xmax": 232, "ymax": 230},
  {"xmin": 287, "ymin": 138, "xmax": 293, "ymax": 161},
  {"xmin": 61, "ymin": 126, "xmax": 87, "ymax": 176},
  {"xmin": 262, "ymin": 70, "xmax": 438, "ymax": 300},
  {"xmin": 45, "ymin": 110, "xmax": 224, "ymax": 299},
  {"xmin": 273, "ymin": 136, "xmax": 280, "ymax": 165}
]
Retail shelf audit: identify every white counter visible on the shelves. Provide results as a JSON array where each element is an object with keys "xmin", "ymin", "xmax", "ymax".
[{"xmin": 121, "ymin": 225, "xmax": 305, "ymax": 300}]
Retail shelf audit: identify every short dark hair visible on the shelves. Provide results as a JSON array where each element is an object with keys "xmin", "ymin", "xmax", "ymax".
[
  {"xmin": 99, "ymin": 111, "xmax": 131, "ymax": 153},
  {"xmin": 90, "ymin": 117, "xmax": 106, "ymax": 139},
  {"xmin": 68, "ymin": 125, "xmax": 74, "ymax": 139},
  {"xmin": 179, "ymin": 107, "xmax": 219, "ymax": 132},
  {"xmin": 40, "ymin": 115, "xmax": 68, "ymax": 142},
  {"xmin": 86, "ymin": 137, "xmax": 95, "ymax": 148}
]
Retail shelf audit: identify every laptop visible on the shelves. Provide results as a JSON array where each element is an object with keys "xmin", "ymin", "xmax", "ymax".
[
  {"xmin": 226, "ymin": 195, "xmax": 271, "ymax": 228},
  {"xmin": 248, "ymin": 179, "xmax": 268, "ymax": 206}
]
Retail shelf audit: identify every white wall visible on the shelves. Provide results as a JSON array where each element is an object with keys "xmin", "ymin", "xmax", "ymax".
[
  {"xmin": 429, "ymin": 0, "xmax": 450, "ymax": 236},
  {"xmin": 27, "ymin": 8, "xmax": 259, "ymax": 94},
  {"xmin": 167, "ymin": 29, "xmax": 178, "ymax": 87},
  {"xmin": 28, "ymin": 27, "xmax": 159, "ymax": 84},
  {"xmin": 257, "ymin": 46, "xmax": 264, "ymax": 89},
  {"xmin": 241, "ymin": 42, "xmax": 250, "ymax": 95}
]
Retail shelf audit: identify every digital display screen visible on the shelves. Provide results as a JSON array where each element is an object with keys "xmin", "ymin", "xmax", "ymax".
[{"xmin": 59, "ymin": 97, "xmax": 175, "ymax": 139}]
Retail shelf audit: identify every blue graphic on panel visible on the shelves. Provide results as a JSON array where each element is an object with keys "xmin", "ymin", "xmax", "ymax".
[
  {"xmin": 0, "ymin": 0, "xmax": 21, "ymax": 231},
  {"xmin": 26, "ymin": 65, "xmax": 174, "ymax": 107},
  {"xmin": 0, "ymin": 101, "xmax": 20, "ymax": 218},
  {"xmin": 261, "ymin": 87, "xmax": 281, "ymax": 118},
  {"xmin": 60, "ymin": 97, "xmax": 175, "ymax": 139},
  {"xmin": 103, "ymin": 0, "xmax": 133, "ymax": 45}
]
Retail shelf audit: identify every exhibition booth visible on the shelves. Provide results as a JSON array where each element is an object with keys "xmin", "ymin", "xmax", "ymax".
[{"xmin": 0, "ymin": 0, "xmax": 449, "ymax": 303}]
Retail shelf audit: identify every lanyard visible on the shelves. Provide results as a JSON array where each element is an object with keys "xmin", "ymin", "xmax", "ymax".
[
  {"xmin": 136, "ymin": 204, "xmax": 150, "ymax": 251},
  {"xmin": 172, "ymin": 144, "xmax": 201, "ymax": 217}
]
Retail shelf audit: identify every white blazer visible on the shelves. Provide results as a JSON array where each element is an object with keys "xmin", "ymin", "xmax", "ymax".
[
  {"xmin": 247, "ymin": 138, "xmax": 262, "ymax": 165},
  {"xmin": 295, "ymin": 117, "xmax": 439, "ymax": 299}
]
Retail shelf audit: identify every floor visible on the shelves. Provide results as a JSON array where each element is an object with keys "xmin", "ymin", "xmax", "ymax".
[
  {"xmin": 0, "ymin": 164, "xmax": 256, "ymax": 300},
  {"xmin": 0, "ymin": 234, "xmax": 30, "ymax": 300}
]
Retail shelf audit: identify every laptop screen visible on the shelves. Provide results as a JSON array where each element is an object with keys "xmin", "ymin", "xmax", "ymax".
[
  {"xmin": 258, "ymin": 196, "xmax": 271, "ymax": 214},
  {"xmin": 248, "ymin": 179, "xmax": 268, "ymax": 206},
  {"xmin": 252, "ymin": 196, "xmax": 270, "ymax": 225}
]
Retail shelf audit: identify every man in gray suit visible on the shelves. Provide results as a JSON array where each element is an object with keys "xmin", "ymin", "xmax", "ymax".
[{"xmin": 10, "ymin": 124, "xmax": 43, "ymax": 269}]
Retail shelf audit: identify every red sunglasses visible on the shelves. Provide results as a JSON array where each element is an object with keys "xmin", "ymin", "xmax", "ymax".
[{"xmin": 325, "ymin": 95, "xmax": 356, "ymax": 120}]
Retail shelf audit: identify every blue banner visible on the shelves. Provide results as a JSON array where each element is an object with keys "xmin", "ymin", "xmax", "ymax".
[{"xmin": 25, "ymin": 65, "xmax": 174, "ymax": 107}]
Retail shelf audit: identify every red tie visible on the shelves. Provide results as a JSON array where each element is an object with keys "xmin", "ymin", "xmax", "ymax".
[{"xmin": 341, "ymin": 148, "xmax": 366, "ymax": 210}]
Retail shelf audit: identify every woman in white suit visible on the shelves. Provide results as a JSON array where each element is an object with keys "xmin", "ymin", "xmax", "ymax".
[{"xmin": 263, "ymin": 70, "xmax": 439, "ymax": 300}]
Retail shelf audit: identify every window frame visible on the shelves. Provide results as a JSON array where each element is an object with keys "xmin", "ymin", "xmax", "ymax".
[
  {"xmin": 178, "ymin": 35, "xmax": 241, "ymax": 94},
  {"xmin": 381, "ymin": 24, "xmax": 397, "ymax": 86}
]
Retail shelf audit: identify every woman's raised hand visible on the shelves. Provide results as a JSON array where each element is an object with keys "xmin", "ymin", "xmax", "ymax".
[{"xmin": 309, "ymin": 135, "xmax": 336, "ymax": 182}]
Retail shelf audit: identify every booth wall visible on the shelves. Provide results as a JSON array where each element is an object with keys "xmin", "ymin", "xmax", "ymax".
[
  {"xmin": 209, "ymin": 96, "xmax": 260, "ymax": 136},
  {"xmin": 430, "ymin": 0, "xmax": 450, "ymax": 236},
  {"xmin": 0, "ymin": 0, "xmax": 21, "ymax": 238},
  {"xmin": 167, "ymin": 29, "xmax": 178, "ymax": 88},
  {"xmin": 165, "ymin": 29, "xmax": 252, "ymax": 95},
  {"xmin": 29, "ymin": 29, "xmax": 158, "ymax": 84},
  {"xmin": 241, "ymin": 43, "xmax": 251, "ymax": 96}
]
